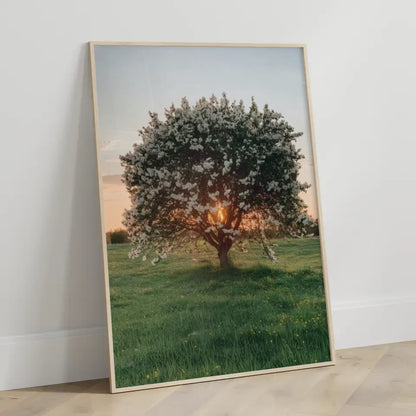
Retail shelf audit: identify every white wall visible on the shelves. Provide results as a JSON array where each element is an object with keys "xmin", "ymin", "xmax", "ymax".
[{"xmin": 1, "ymin": 0, "xmax": 415, "ymax": 391}]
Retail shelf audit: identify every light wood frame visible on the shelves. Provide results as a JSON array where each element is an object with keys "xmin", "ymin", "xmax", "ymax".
[{"xmin": 89, "ymin": 42, "xmax": 335, "ymax": 393}]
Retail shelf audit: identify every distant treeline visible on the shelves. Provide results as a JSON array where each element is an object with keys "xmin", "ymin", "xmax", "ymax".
[
  {"xmin": 106, "ymin": 220, "xmax": 319, "ymax": 246},
  {"xmin": 106, "ymin": 229, "xmax": 129, "ymax": 244},
  {"xmin": 241, "ymin": 220, "xmax": 319, "ymax": 240}
]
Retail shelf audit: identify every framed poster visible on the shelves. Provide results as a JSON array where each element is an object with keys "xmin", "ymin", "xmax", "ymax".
[{"xmin": 90, "ymin": 42, "xmax": 334, "ymax": 393}]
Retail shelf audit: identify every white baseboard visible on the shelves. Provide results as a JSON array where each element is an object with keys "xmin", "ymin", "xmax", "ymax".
[
  {"xmin": 1, "ymin": 297, "xmax": 415, "ymax": 391},
  {"xmin": 332, "ymin": 296, "xmax": 416, "ymax": 349},
  {"xmin": 0, "ymin": 326, "xmax": 109, "ymax": 391}
]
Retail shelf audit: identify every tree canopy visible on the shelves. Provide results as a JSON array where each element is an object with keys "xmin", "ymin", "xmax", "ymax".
[{"xmin": 121, "ymin": 94, "xmax": 312, "ymax": 267}]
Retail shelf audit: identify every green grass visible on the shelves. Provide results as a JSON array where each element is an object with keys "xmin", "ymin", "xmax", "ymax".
[{"xmin": 107, "ymin": 237, "xmax": 331, "ymax": 388}]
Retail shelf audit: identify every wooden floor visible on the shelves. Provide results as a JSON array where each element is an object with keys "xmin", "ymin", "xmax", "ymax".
[{"xmin": 1, "ymin": 341, "xmax": 415, "ymax": 415}]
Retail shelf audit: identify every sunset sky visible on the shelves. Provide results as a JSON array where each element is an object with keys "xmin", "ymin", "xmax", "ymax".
[{"xmin": 93, "ymin": 45, "xmax": 319, "ymax": 232}]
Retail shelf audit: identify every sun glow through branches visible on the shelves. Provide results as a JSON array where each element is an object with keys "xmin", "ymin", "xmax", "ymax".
[{"xmin": 217, "ymin": 206, "xmax": 225, "ymax": 223}]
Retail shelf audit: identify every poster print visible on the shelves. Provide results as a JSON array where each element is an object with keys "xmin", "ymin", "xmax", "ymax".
[{"xmin": 90, "ymin": 43, "xmax": 334, "ymax": 393}]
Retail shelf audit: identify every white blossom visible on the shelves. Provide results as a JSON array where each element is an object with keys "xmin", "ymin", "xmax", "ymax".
[{"xmin": 120, "ymin": 93, "xmax": 309, "ymax": 266}]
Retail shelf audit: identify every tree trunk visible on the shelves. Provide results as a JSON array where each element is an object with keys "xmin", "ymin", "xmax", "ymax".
[{"xmin": 218, "ymin": 247, "xmax": 229, "ymax": 268}]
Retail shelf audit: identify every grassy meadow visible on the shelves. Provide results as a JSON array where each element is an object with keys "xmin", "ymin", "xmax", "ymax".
[{"xmin": 107, "ymin": 238, "xmax": 331, "ymax": 388}]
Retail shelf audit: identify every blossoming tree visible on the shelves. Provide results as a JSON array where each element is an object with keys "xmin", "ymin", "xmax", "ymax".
[{"xmin": 121, "ymin": 94, "xmax": 311, "ymax": 268}]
